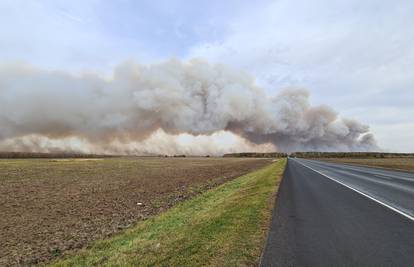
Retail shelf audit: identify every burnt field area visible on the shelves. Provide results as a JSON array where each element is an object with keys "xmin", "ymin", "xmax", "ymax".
[
  {"xmin": 315, "ymin": 157, "xmax": 414, "ymax": 172},
  {"xmin": 0, "ymin": 157, "xmax": 272, "ymax": 266}
]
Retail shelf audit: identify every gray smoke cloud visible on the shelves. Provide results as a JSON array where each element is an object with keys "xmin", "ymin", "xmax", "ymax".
[{"xmin": 0, "ymin": 59, "xmax": 378, "ymax": 154}]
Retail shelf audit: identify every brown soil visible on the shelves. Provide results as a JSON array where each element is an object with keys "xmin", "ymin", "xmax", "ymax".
[
  {"xmin": 316, "ymin": 157, "xmax": 414, "ymax": 172},
  {"xmin": 0, "ymin": 157, "xmax": 272, "ymax": 266}
]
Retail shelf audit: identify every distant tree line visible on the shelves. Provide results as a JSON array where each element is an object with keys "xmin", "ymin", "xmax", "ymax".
[
  {"xmin": 223, "ymin": 152, "xmax": 288, "ymax": 158},
  {"xmin": 0, "ymin": 152, "xmax": 115, "ymax": 159},
  {"xmin": 289, "ymin": 152, "xmax": 414, "ymax": 158}
]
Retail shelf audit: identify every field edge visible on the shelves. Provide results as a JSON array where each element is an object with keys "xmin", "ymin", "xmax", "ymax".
[{"xmin": 47, "ymin": 159, "xmax": 286, "ymax": 267}]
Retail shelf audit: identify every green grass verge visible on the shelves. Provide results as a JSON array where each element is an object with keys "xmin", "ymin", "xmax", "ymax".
[{"xmin": 47, "ymin": 159, "xmax": 286, "ymax": 267}]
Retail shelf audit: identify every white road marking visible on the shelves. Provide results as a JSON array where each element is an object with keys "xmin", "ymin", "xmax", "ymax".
[{"xmin": 292, "ymin": 159, "xmax": 414, "ymax": 222}]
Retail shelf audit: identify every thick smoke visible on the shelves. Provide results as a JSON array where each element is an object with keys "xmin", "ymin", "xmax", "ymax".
[{"xmin": 0, "ymin": 59, "xmax": 378, "ymax": 154}]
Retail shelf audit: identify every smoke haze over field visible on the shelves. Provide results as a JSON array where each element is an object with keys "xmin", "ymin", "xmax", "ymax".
[{"xmin": 0, "ymin": 59, "xmax": 378, "ymax": 155}]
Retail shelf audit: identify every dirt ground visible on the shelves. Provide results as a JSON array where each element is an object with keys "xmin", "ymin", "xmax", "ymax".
[
  {"xmin": 316, "ymin": 157, "xmax": 414, "ymax": 172},
  {"xmin": 0, "ymin": 157, "xmax": 272, "ymax": 266}
]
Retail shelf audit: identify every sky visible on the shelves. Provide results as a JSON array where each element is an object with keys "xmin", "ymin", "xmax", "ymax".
[{"xmin": 1, "ymin": 0, "xmax": 413, "ymax": 152}]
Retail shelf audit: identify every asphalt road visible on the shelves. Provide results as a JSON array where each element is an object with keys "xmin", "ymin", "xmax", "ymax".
[{"xmin": 260, "ymin": 158, "xmax": 414, "ymax": 267}]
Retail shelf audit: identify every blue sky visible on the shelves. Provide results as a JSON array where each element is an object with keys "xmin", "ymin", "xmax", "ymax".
[{"xmin": 1, "ymin": 0, "xmax": 413, "ymax": 152}]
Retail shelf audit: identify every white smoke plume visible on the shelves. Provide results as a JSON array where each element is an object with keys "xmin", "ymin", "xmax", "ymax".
[{"xmin": 0, "ymin": 59, "xmax": 378, "ymax": 155}]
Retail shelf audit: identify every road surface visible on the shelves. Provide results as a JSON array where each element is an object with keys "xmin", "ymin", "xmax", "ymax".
[{"xmin": 260, "ymin": 158, "xmax": 414, "ymax": 267}]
